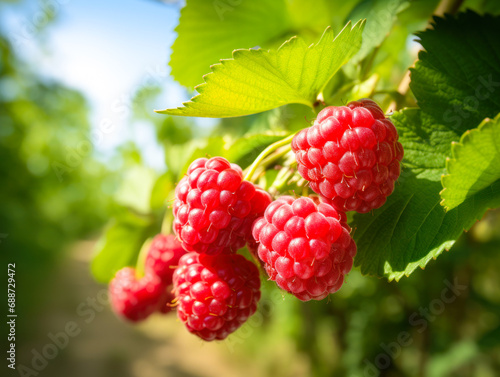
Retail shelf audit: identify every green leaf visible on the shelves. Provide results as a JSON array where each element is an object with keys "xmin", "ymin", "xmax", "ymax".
[
  {"xmin": 352, "ymin": 109, "xmax": 500, "ymax": 280},
  {"xmin": 150, "ymin": 172, "xmax": 174, "ymax": 211},
  {"xmin": 410, "ymin": 11, "xmax": 500, "ymax": 132},
  {"xmin": 178, "ymin": 137, "xmax": 226, "ymax": 179},
  {"xmin": 164, "ymin": 143, "xmax": 198, "ymax": 179},
  {"xmin": 170, "ymin": 0, "xmax": 290, "ymax": 88},
  {"xmin": 441, "ymin": 114, "xmax": 500, "ymax": 211},
  {"xmin": 91, "ymin": 210, "xmax": 154, "ymax": 283},
  {"xmin": 346, "ymin": 0, "xmax": 409, "ymax": 62},
  {"xmin": 226, "ymin": 133, "xmax": 286, "ymax": 168},
  {"xmin": 114, "ymin": 166, "xmax": 157, "ymax": 214},
  {"xmin": 157, "ymin": 21, "xmax": 365, "ymax": 118}
]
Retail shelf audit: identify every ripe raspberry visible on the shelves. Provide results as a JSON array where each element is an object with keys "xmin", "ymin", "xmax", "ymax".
[
  {"xmin": 291, "ymin": 99, "xmax": 404, "ymax": 213},
  {"xmin": 109, "ymin": 267, "xmax": 171, "ymax": 322},
  {"xmin": 173, "ymin": 156, "xmax": 271, "ymax": 255},
  {"xmin": 173, "ymin": 252, "xmax": 261, "ymax": 341},
  {"xmin": 145, "ymin": 234, "xmax": 185, "ymax": 285},
  {"xmin": 252, "ymin": 196, "xmax": 356, "ymax": 301}
]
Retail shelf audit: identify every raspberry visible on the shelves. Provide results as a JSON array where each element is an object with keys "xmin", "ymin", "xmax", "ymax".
[
  {"xmin": 173, "ymin": 157, "xmax": 271, "ymax": 255},
  {"xmin": 145, "ymin": 234, "xmax": 186, "ymax": 285},
  {"xmin": 252, "ymin": 196, "xmax": 356, "ymax": 301},
  {"xmin": 109, "ymin": 267, "xmax": 171, "ymax": 322},
  {"xmin": 291, "ymin": 99, "xmax": 404, "ymax": 213},
  {"xmin": 173, "ymin": 252, "xmax": 261, "ymax": 341}
]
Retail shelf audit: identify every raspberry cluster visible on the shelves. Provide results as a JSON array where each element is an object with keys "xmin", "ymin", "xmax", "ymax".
[
  {"xmin": 173, "ymin": 252, "xmax": 261, "ymax": 341},
  {"xmin": 109, "ymin": 234, "xmax": 184, "ymax": 322},
  {"xmin": 173, "ymin": 157, "xmax": 271, "ymax": 255},
  {"xmin": 109, "ymin": 105, "xmax": 401, "ymax": 341},
  {"xmin": 291, "ymin": 99, "xmax": 403, "ymax": 213},
  {"xmin": 252, "ymin": 196, "xmax": 356, "ymax": 301}
]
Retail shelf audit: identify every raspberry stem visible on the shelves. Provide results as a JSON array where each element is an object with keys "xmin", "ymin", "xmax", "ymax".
[{"xmin": 244, "ymin": 133, "xmax": 297, "ymax": 182}]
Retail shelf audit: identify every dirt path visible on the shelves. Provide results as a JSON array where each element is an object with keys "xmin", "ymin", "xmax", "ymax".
[{"xmin": 16, "ymin": 240, "xmax": 277, "ymax": 377}]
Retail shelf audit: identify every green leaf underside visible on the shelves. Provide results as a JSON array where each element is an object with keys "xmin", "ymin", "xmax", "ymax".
[
  {"xmin": 352, "ymin": 109, "xmax": 500, "ymax": 281},
  {"xmin": 410, "ymin": 11, "xmax": 500, "ymax": 131},
  {"xmin": 170, "ymin": 0, "xmax": 290, "ymax": 88},
  {"xmin": 441, "ymin": 114, "xmax": 500, "ymax": 210},
  {"xmin": 157, "ymin": 21, "xmax": 365, "ymax": 118},
  {"xmin": 91, "ymin": 211, "xmax": 152, "ymax": 283}
]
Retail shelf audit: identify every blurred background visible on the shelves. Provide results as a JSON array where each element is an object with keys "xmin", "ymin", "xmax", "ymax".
[{"xmin": 1, "ymin": 0, "xmax": 500, "ymax": 376}]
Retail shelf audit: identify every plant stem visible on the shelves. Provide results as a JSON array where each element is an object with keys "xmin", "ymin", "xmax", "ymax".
[
  {"xmin": 434, "ymin": 0, "xmax": 464, "ymax": 17},
  {"xmin": 244, "ymin": 133, "xmax": 297, "ymax": 182}
]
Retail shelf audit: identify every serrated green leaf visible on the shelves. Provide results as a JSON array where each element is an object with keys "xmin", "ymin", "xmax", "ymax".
[
  {"xmin": 441, "ymin": 114, "xmax": 500, "ymax": 211},
  {"xmin": 352, "ymin": 109, "xmax": 500, "ymax": 280},
  {"xmin": 158, "ymin": 21, "xmax": 365, "ymax": 118},
  {"xmin": 347, "ymin": 0, "xmax": 409, "ymax": 62},
  {"xmin": 91, "ymin": 210, "xmax": 154, "ymax": 283},
  {"xmin": 410, "ymin": 11, "xmax": 500, "ymax": 132},
  {"xmin": 170, "ymin": 0, "xmax": 290, "ymax": 88}
]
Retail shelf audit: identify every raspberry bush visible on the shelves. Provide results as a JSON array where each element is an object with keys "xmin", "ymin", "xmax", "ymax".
[{"xmin": 91, "ymin": 5, "xmax": 500, "ymax": 367}]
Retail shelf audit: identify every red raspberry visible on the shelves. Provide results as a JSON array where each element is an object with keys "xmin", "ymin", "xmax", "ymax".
[
  {"xmin": 291, "ymin": 99, "xmax": 404, "ymax": 213},
  {"xmin": 252, "ymin": 196, "xmax": 356, "ymax": 301},
  {"xmin": 145, "ymin": 234, "xmax": 185, "ymax": 285},
  {"xmin": 173, "ymin": 252, "xmax": 261, "ymax": 341},
  {"xmin": 109, "ymin": 267, "xmax": 171, "ymax": 322},
  {"xmin": 173, "ymin": 157, "xmax": 271, "ymax": 255}
]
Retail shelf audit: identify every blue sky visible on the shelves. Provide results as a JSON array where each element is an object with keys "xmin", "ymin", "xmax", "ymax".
[{"xmin": 1, "ymin": 0, "xmax": 202, "ymax": 170}]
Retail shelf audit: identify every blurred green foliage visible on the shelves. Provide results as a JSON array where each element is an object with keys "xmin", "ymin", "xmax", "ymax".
[{"xmin": 0, "ymin": 32, "xmax": 116, "ymax": 335}]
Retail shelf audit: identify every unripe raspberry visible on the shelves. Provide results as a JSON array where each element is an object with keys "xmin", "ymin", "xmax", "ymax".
[
  {"xmin": 252, "ymin": 196, "xmax": 356, "ymax": 301},
  {"xmin": 291, "ymin": 99, "xmax": 404, "ymax": 213},
  {"xmin": 173, "ymin": 157, "xmax": 271, "ymax": 255},
  {"xmin": 109, "ymin": 267, "xmax": 171, "ymax": 322},
  {"xmin": 173, "ymin": 252, "xmax": 261, "ymax": 341},
  {"xmin": 145, "ymin": 234, "xmax": 186, "ymax": 285}
]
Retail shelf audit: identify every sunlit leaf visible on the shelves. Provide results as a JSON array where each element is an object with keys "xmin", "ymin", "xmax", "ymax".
[
  {"xmin": 441, "ymin": 114, "xmax": 500, "ymax": 210},
  {"xmin": 158, "ymin": 22, "xmax": 365, "ymax": 118}
]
